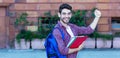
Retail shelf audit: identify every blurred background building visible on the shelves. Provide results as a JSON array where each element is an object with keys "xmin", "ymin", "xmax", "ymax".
[{"xmin": 0, "ymin": 0, "xmax": 120, "ymax": 49}]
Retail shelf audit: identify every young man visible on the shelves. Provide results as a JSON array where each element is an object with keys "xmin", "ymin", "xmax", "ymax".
[{"xmin": 53, "ymin": 3, "xmax": 101, "ymax": 58}]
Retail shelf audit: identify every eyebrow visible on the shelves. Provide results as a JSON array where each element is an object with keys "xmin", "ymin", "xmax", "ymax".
[{"xmin": 62, "ymin": 12, "xmax": 72, "ymax": 14}]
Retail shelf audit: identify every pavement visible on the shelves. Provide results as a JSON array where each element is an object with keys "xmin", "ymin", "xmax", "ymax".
[
  {"xmin": 0, "ymin": 49, "xmax": 47, "ymax": 58},
  {"xmin": 0, "ymin": 49, "xmax": 120, "ymax": 58}
]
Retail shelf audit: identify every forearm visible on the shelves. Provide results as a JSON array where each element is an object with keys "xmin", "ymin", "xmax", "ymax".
[
  {"xmin": 68, "ymin": 48, "xmax": 79, "ymax": 54},
  {"xmin": 89, "ymin": 17, "xmax": 100, "ymax": 30},
  {"xmin": 68, "ymin": 44, "xmax": 83, "ymax": 54},
  {"xmin": 90, "ymin": 9, "xmax": 101, "ymax": 30}
]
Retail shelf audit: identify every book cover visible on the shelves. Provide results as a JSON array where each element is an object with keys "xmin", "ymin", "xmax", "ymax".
[{"xmin": 67, "ymin": 36, "xmax": 87, "ymax": 48}]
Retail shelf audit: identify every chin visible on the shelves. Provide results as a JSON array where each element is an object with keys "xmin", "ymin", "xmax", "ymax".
[{"xmin": 65, "ymin": 22, "xmax": 69, "ymax": 24}]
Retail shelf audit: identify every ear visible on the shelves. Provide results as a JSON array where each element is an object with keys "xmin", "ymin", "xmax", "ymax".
[{"xmin": 58, "ymin": 13, "xmax": 60, "ymax": 17}]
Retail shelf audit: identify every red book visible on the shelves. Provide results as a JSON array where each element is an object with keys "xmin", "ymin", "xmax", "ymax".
[{"xmin": 67, "ymin": 36, "xmax": 87, "ymax": 48}]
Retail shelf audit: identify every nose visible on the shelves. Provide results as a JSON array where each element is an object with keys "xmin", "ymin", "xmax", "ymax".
[{"xmin": 65, "ymin": 14, "xmax": 69, "ymax": 17}]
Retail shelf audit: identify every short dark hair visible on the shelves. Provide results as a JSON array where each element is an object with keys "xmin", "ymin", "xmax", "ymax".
[{"xmin": 59, "ymin": 3, "xmax": 72, "ymax": 13}]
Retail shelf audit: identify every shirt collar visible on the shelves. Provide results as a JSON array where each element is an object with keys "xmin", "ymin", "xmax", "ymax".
[
  {"xmin": 58, "ymin": 21, "xmax": 63, "ymax": 27},
  {"xmin": 57, "ymin": 21, "xmax": 70, "ymax": 29}
]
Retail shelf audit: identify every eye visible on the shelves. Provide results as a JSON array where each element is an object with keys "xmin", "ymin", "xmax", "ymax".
[
  {"xmin": 68, "ymin": 12, "xmax": 71, "ymax": 15},
  {"xmin": 62, "ymin": 13, "xmax": 66, "ymax": 15}
]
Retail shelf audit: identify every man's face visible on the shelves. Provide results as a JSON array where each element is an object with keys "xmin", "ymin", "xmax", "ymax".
[{"xmin": 58, "ymin": 9, "xmax": 72, "ymax": 24}]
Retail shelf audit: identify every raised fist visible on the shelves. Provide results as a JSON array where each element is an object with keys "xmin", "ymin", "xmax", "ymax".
[{"xmin": 94, "ymin": 9, "xmax": 101, "ymax": 18}]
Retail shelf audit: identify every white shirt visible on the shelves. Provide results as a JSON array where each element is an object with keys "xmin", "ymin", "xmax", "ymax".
[{"xmin": 66, "ymin": 26, "xmax": 74, "ymax": 38}]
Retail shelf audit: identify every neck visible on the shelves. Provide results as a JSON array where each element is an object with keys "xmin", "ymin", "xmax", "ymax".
[{"xmin": 60, "ymin": 20, "xmax": 69, "ymax": 28}]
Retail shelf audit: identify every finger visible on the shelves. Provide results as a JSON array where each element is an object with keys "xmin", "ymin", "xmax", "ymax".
[
  {"xmin": 95, "ymin": 10, "xmax": 101, "ymax": 14},
  {"xmin": 95, "ymin": 10, "xmax": 99, "ymax": 13}
]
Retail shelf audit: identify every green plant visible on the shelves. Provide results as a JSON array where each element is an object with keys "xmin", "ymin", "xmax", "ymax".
[
  {"xmin": 114, "ymin": 32, "xmax": 120, "ymax": 37},
  {"xmin": 88, "ymin": 31, "xmax": 113, "ymax": 40},
  {"xmin": 70, "ymin": 10, "xmax": 87, "ymax": 26},
  {"xmin": 70, "ymin": 8, "xmax": 97, "ymax": 26},
  {"xmin": 14, "ymin": 13, "xmax": 29, "ymax": 30},
  {"xmin": 32, "ymin": 32, "xmax": 43, "ymax": 39},
  {"xmin": 16, "ymin": 30, "xmax": 26, "ymax": 43},
  {"xmin": 24, "ymin": 30, "xmax": 33, "ymax": 41},
  {"xmin": 16, "ymin": 30, "xmax": 33, "ymax": 43},
  {"xmin": 38, "ymin": 11, "xmax": 58, "ymax": 39}
]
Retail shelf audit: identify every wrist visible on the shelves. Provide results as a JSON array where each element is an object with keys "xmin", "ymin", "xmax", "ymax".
[
  {"xmin": 76, "ymin": 48, "xmax": 79, "ymax": 51},
  {"xmin": 95, "ymin": 17, "xmax": 100, "ymax": 19}
]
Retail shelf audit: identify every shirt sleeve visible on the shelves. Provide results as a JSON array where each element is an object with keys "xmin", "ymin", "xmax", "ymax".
[
  {"xmin": 53, "ymin": 29, "xmax": 69, "ymax": 55},
  {"xmin": 74, "ymin": 25, "xmax": 94, "ymax": 34}
]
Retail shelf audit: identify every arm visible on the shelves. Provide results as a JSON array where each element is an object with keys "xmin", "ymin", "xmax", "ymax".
[
  {"xmin": 89, "ymin": 9, "xmax": 101, "ymax": 30},
  {"xmin": 68, "ymin": 42, "xmax": 84, "ymax": 54},
  {"xmin": 74, "ymin": 25, "xmax": 94, "ymax": 34},
  {"xmin": 53, "ymin": 29, "xmax": 83, "ymax": 55},
  {"xmin": 75, "ymin": 9, "xmax": 101, "ymax": 34},
  {"xmin": 53, "ymin": 29, "xmax": 69, "ymax": 55}
]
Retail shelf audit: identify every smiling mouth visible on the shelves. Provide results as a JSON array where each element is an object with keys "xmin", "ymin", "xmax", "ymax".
[{"xmin": 64, "ymin": 17, "xmax": 71, "ymax": 19}]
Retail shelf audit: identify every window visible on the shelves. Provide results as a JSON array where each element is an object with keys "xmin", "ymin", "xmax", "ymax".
[{"xmin": 111, "ymin": 17, "xmax": 120, "ymax": 33}]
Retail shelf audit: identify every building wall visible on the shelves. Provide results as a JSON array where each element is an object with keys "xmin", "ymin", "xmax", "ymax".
[
  {"xmin": 6, "ymin": 0, "xmax": 120, "ymax": 40},
  {"xmin": 0, "ymin": 0, "xmax": 15, "ymax": 48}
]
